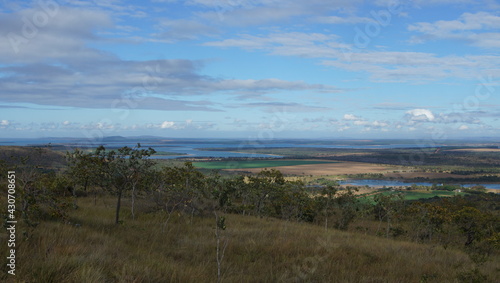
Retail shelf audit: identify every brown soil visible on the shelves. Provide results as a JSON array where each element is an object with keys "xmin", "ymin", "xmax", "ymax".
[{"xmin": 225, "ymin": 161, "xmax": 394, "ymax": 175}]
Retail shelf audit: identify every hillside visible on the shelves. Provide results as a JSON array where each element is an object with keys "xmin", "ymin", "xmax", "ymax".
[{"xmin": 0, "ymin": 197, "xmax": 496, "ymax": 282}]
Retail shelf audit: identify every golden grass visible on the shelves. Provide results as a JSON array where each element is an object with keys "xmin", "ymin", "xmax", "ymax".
[{"xmin": 1, "ymin": 197, "xmax": 497, "ymax": 282}]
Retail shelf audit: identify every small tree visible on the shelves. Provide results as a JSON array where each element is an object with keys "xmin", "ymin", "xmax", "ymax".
[
  {"xmin": 5, "ymin": 149, "xmax": 70, "ymax": 231},
  {"xmin": 373, "ymin": 192, "xmax": 405, "ymax": 238},
  {"xmin": 334, "ymin": 187, "xmax": 359, "ymax": 231},
  {"xmin": 319, "ymin": 185, "xmax": 338, "ymax": 231},
  {"xmin": 69, "ymin": 145, "xmax": 156, "ymax": 224},
  {"xmin": 246, "ymin": 169, "xmax": 285, "ymax": 218}
]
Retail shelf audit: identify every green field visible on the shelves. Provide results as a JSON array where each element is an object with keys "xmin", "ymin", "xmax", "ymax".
[
  {"xmin": 359, "ymin": 190, "xmax": 466, "ymax": 203},
  {"xmin": 193, "ymin": 159, "xmax": 338, "ymax": 170}
]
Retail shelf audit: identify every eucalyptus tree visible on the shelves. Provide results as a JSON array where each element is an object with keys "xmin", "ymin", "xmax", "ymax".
[
  {"xmin": 246, "ymin": 169, "xmax": 286, "ymax": 218},
  {"xmin": 373, "ymin": 192, "xmax": 405, "ymax": 238},
  {"xmin": 334, "ymin": 187, "xmax": 359, "ymax": 230},
  {"xmin": 68, "ymin": 144, "xmax": 156, "ymax": 224}
]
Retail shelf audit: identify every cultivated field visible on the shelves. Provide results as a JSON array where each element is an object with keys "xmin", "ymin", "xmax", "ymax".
[{"xmin": 223, "ymin": 160, "xmax": 395, "ymax": 175}]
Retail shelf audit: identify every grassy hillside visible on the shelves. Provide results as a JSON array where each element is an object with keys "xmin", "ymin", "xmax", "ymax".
[{"xmin": 1, "ymin": 197, "xmax": 496, "ymax": 282}]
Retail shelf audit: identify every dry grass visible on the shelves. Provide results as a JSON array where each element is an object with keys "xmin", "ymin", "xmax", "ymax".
[{"xmin": 0, "ymin": 196, "xmax": 497, "ymax": 282}]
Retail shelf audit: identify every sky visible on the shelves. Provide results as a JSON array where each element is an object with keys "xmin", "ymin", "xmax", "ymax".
[{"xmin": 0, "ymin": 0, "xmax": 499, "ymax": 141}]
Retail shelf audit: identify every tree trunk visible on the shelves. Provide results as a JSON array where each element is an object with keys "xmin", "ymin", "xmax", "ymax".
[
  {"xmin": 115, "ymin": 188, "xmax": 123, "ymax": 224},
  {"xmin": 84, "ymin": 178, "xmax": 88, "ymax": 192},
  {"xmin": 131, "ymin": 183, "xmax": 136, "ymax": 220}
]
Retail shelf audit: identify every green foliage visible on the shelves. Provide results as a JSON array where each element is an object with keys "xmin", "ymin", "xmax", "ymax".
[
  {"xmin": 453, "ymin": 207, "xmax": 496, "ymax": 248},
  {"xmin": 457, "ymin": 268, "xmax": 488, "ymax": 283},
  {"xmin": 1, "ymin": 149, "xmax": 71, "ymax": 231},
  {"xmin": 333, "ymin": 187, "xmax": 359, "ymax": 230},
  {"xmin": 407, "ymin": 202, "xmax": 451, "ymax": 242},
  {"xmin": 67, "ymin": 144, "xmax": 157, "ymax": 224},
  {"xmin": 373, "ymin": 192, "xmax": 405, "ymax": 238}
]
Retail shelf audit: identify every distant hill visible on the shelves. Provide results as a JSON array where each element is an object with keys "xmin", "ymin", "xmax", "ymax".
[
  {"xmin": 0, "ymin": 146, "xmax": 67, "ymax": 169},
  {"xmin": 101, "ymin": 136, "xmax": 128, "ymax": 142}
]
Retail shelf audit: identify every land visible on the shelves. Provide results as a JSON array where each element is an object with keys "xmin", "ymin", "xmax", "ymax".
[
  {"xmin": 2, "ymin": 196, "xmax": 494, "ymax": 283},
  {"xmin": 198, "ymin": 145, "xmax": 500, "ymax": 181},
  {"xmin": 0, "ymin": 140, "xmax": 498, "ymax": 282}
]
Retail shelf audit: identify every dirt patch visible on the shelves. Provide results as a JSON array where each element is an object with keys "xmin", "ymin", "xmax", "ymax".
[{"xmin": 225, "ymin": 161, "xmax": 394, "ymax": 176}]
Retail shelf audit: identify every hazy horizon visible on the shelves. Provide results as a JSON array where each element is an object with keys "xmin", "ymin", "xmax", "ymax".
[{"xmin": 1, "ymin": 1, "xmax": 499, "ymax": 139}]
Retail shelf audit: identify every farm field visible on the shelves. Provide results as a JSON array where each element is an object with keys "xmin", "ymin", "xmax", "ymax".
[
  {"xmin": 357, "ymin": 189, "xmax": 466, "ymax": 202},
  {"xmin": 193, "ymin": 159, "xmax": 338, "ymax": 170},
  {"xmin": 223, "ymin": 160, "xmax": 395, "ymax": 175}
]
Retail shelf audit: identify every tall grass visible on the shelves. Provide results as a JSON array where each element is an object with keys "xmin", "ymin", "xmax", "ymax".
[{"xmin": 1, "ymin": 197, "xmax": 497, "ymax": 282}]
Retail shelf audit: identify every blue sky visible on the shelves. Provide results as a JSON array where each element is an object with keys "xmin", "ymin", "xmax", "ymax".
[{"xmin": 0, "ymin": 0, "xmax": 499, "ymax": 140}]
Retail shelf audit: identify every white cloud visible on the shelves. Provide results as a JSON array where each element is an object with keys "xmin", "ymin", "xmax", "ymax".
[
  {"xmin": 206, "ymin": 31, "xmax": 500, "ymax": 82},
  {"xmin": 408, "ymin": 12, "xmax": 500, "ymax": 48},
  {"xmin": 343, "ymin": 114, "xmax": 362, "ymax": 121},
  {"xmin": 153, "ymin": 19, "xmax": 217, "ymax": 41},
  {"xmin": 316, "ymin": 15, "xmax": 376, "ymax": 24},
  {"xmin": 458, "ymin": 125, "xmax": 469, "ymax": 130},
  {"xmin": 372, "ymin": 121, "xmax": 389, "ymax": 127},
  {"xmin": 160, "ymin": 121, "xmax": 175, "ymax": 129},
  {"xmin": 406, "ymin": 109, "xmax": 435, "ymax": 122},
  {"xmin": 195, "ymin": 0, "xmax": 360, "ymax": 26},
  {"xmin": 0, "ymin": 120, "xmax": 10, "ymax": 126},
  {"xmin": 354, "ymin": 120, "xmax": 370, "ymax": 126}
]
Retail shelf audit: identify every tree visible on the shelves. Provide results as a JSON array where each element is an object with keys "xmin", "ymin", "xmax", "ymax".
[
  {"xmin": 273, "ymin": 179, "xmax": 313, "ymax": 222},
  {"xmin": 66, "ymin": 149, "xmax": 97, "ymax": 193},
  {"xmin": 153, "ymin": 162, "xmax": 207, "ymax": 228},
  {"xmin": 318, "ymin": 185, "xmax": 338, "ymax": 231},
  {"xmin": 4, "ymin": 148, "xmax": 71, "ymax": 230},
  {"xmin": 246, "ymin": 169, "xmax": 286, "ymax": 218},
  {"xmin": 453, "ymin": 207, "xmax": 491, "ymax": 247},
  {"xmin": 334, "ymin": 187, "xmax": 359, "ymax": 230},
  {"xmin": 407, "ymin": 202, "xmax": 450, "ymax": 242},
  {"xmin": 373, "ymin": 193, "xmax": 405, "ymax": 238},
  {"xmin": 70, "ymin": 145, "xmax": 156, "ymax": 224}
]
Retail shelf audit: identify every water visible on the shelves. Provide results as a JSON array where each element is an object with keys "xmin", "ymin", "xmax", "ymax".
[
  {"xmin": 0, "ymin": 138, "xmax": 448, "ymax": 159},
  {"xmin": 339, "ymin": 179, "xmax": 500, "ymax": 190},
  {"xmin": 150, "ymin": 145, "xmax": 281, "ymax": 159},
  {"xmin": 0, "ymin": 139, "xmax": 283, "ymax": 159}
]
